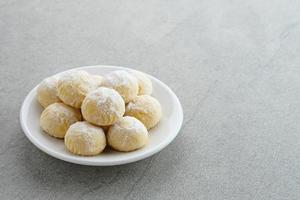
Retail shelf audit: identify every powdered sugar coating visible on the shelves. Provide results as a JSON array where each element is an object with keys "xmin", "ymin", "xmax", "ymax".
[
  {"xmin": 40, "ymin": 103, "xmax": 82, "ymax": 138},
  {"xmin": 102, "ymin": 70, "xmax": 138, "ymax": 103},
  {"xmin": 57, "ymin": 70, "xmax": 97, "ymax": 108},
  {"xmin": 107, "ymin": 116, "xmax": 148, "ymax": 152},
  {"xmin": 37, "ymin": 75, "xmax": 61, "ymax": 108},
  {"xmin": 125, "ymin": 95, "xmax": 162, "ymax": 129},
  {"xmin": 130, "ymin": 71, "xmax": 153, "ymax": 95},
  {"xmin": 65, "ymin": 121, "xmax": 106, "ymax": 156},
  {"xmin": 81, "ymin": 87, "xmax": 125, "ymax": 126},
  {"xmin": 90, "ymin": 75, "xmax": 103, "ymax": 87}
]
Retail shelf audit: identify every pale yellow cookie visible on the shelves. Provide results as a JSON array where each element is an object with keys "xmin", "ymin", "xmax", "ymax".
[
  {"xmin": 57, "ymin": 70, "xmax": 97, "ymax": 108},
  {"xmin": 65, "ymin": 121, "xmax": 106, "ymax": 156},
  {"xmin": 107, "ymin": 116, "xmax": 148, "ymax": 152},
  {"xmin": 37, "ymin": 75, "xmax": 61, "ymax": 108},
  {"xmin": 131, "ymin": 71, "xmax": 153, "ymax": 95},
  {"xmin": 102, "ymin": 70, "xmax": 138, "ymax": 103},
  {"xmin": 81, "ymin": 87, "xmax": 125, "ymax": 126},
  {"xmin": 125, "ymin": 95, "xmax": 162, "ymax": 129},
  {"xmin": 40, "ymin": 103, "xmax": 82, "ymax": 138}
]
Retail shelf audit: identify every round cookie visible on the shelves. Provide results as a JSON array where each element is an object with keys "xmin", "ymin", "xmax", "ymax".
[
  {"xmin": 125, "ymin": 95, "xmax": 162, "ymax": 129},
  {"xmin": 40, "ymin": 103, "xmax": 82, "ymax": 138},
  {"xmin": 57, "ymin": 70, "xmax": 97, "ymax": 108},
  {"xmin": 102, "ymin": 70, "xmax": 138, "ymax": 103},
  {"xmin": 131, "ymin": 71, "xmax": 153, "ymax": 95},
  {"xmin": 107, "ymin": 116, "xmax": 148, "ymax": 152},
  {"xmin": 65, "ymin": 121, "xmax": 106, "ymax": 156},
  {"xmin": 81, "ymin": 87, "xmax": 125, "ymax": 126},
  {"xmin": 37, "ymin": 75, "xmax": 61, "ymax": 108}
]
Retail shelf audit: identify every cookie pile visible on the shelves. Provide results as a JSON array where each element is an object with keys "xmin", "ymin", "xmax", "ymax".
[{"xmin": 37, "ymin": 70, "xmax": 162, "ymax": 156}]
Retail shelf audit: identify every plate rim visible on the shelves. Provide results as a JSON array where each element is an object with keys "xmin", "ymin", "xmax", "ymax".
[{"xmin": 20, "ymin": 65, "xmax": 183, "ymax": 166}]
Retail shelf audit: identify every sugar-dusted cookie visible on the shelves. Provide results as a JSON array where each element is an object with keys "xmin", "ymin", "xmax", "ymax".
[
  {"xmin": 57, "ymin": 70, "xmax": 97, "ymax": 108},
  {"xmin": 40, "ymin": 103, "xmax": 82, "ymax": 138},
  {"xmin": 107, "ymin": 116, "xmax": 148, "ymax": 152},
  {"xmin": 125, "ymin": 95, "xmax": 162, "ymax": 129},
  {"xmin": 37, "ymin": 75, "xmax": 61, "ymax": 108},
  {"xmin": 81, "ymin": 87, "xmax": 125, "ymax": 126},
  {"xmin": 65, "ymin": 121, "xmax": 106, "ymax": 156}
]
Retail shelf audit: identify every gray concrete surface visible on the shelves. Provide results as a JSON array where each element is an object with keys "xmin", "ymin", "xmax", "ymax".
[{"xmin": 1, "ymin": 0, "xmax": 300, "ymax": 199}]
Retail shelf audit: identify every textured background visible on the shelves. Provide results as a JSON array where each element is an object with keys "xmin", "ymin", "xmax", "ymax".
[{"xmin": 1, "ymin": 0, "xmax": 300, "ymax": 199}]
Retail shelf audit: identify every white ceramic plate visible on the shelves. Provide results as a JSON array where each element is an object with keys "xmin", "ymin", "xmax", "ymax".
[{"xmin": 20, "ymin": 65, "xmax": 183, "ymax": 166}]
